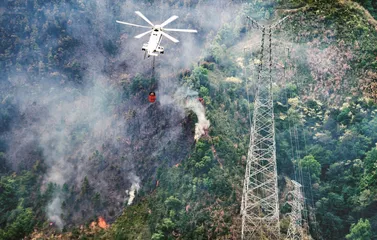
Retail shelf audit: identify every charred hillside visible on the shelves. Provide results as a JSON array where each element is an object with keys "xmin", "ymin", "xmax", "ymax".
[{"xmin": 1, "ymin": 0, "xmax": 377, "ymax": 240}]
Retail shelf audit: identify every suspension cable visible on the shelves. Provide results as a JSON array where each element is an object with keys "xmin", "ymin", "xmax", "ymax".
[
  {"xmin": 284, "ymin": 46, "xmax": 299, "ymax": 183},
  {"xmin": 303, "ymin": 121, "xmax": 320, "ymax": 237},
  {"xmin": 151, "ymin": 56, "xmax": 156, "ymax": 80},
  {"xmin": 244, "ymin": 49, "xmax": 253, "ymax": 132},
  {"xmin": 284, "ymin": 35, "xmax": 317, "ymax": 239},
  {"xmin": 282, "ymin": 33, "xmax": 311, "ymax": 238}
]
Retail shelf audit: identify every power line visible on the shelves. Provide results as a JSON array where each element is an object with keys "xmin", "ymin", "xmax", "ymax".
[{"xmin": 281, "ymin": 25, "xmax": 317, "ymax": 240}]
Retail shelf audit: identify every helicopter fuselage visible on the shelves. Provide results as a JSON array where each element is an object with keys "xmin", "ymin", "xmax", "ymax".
[{"xmin": 142, "ymin": 27, "xmax": 164, "ymax": 57}]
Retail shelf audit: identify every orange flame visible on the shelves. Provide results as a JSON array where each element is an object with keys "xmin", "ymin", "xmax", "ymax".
[{"xmin": 98, "ymin": 216, "xmax": 108, "ymax": 229}]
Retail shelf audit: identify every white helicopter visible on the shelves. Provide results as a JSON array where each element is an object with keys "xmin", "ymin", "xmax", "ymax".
[{"xmin": 116, "ymin": 11, "xmax": 197, "ymax": 58}]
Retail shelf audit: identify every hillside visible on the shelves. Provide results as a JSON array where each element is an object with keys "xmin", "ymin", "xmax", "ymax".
[{"xmin": 1, "ymin": 0, "xmax": 377, "ymax": 239}]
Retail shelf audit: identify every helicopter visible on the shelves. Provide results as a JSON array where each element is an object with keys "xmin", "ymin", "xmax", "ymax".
[{"xmin": 116, "ymin": 11, "xmax": 197, "ymax": 58}]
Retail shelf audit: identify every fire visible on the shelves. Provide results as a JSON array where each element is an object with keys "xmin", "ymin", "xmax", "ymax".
[
  {"xmin": 98, "ymin": 216, "xmax": 108, "ymax": 229},
  {"xmin": 90, "ymin": 221, "xmax": 96, "ymax": 229}
]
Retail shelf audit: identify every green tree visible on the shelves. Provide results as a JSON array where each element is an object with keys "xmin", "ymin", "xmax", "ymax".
[
  {"xmin": 346, "ymin": 218, "xmax": 372, "ymax": 240},
  {"xmin": 336, "ymin": 130, "xmax": 371, "ymax": 161},
  {"xmin": 0, "ymin": 178, "xmax": 17, "ymax": 224},
  {"xmin": 337, "ymin": 107, "xmax": 352, "ymax": 125},
  {"xmin": 199, "ymin": 86, "xmax": 209, "ymax": 97},
  {"xmin": 191, "ymin": 67, "xmax": 209, "ymax": 89},
  {"xmin": 361, "ymin": 148, "xmax": 377, "ymax": 195},
  {"xmin": 0, "ymin": 207, "xmax": 34, "ymax": 240},
  {"xmin": 299, "ymin": 155, "xmax": 321, "ymax": 182},
  {"xmin": 215, "ymin": 23, "xmax": 238, "ymax": 47},
  {"xmin": 208, "ymin": 42, "xmax": 226, "ymax": 64},
  {"xmin": 164, "ymin": 196, "xmax": 181, "ymax": 210},
  {"xmin": 151, "ymin": 231, "xmax": 164, "ymax": 240},
  {"xmin": 80, "ymin": 176, "xmax": 90, "ymax": 196}
]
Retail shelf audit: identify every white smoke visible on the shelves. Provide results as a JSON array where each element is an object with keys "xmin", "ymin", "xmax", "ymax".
[
  {"xmin": 1, "ymin": 0, "xmax": 234, "ymax": 230},
  {"xmin": 127, "ymin": 172, "xmax": 141, "ymax": 205},
  {"xmin": 127, "ymin": 183, "xmax": 140, "ymax": 206},
  {"xmin": 186, "ymin": 98, "xmax": 210, "ymax": 141},
  {"xmin": 47, "ymin": 195, "xmax": 64, "ymax": 229},
  {"xmin": 160, "ymin": 87, "xmax": 210, "ymax": 141}
]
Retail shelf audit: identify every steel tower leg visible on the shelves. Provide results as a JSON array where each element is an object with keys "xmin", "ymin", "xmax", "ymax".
[{"xmin": 286, "ymin": 180, "xmax": 304, "ymax": 240}]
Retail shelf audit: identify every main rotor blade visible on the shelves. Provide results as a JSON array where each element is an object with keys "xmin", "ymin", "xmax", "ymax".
[
  {"xmin": 135, "ymin": 11, "xmax": 154, "ymax": 27},
  {"xmin": 161, "ymin": 31, "xmax": 179, "ymax": 43},
  {"xmin": 164, "ymin": 28, "xmax": 197, "ymax": 33},
  {"xmin": 135, "ymin": 30, "xmax": 152, "ymax": 39},
  {"xmin": 116, "ymin": 20, "xmax": 151, "ymax": 29},
  {"xmin": 160, "ymin": 15, "xmax": 179, "ymax": 28}
]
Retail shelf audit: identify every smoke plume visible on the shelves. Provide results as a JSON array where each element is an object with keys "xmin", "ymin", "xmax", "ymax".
[{"xmin": 0, "ymin": 0, "xmax": 243, "ymax": 230}]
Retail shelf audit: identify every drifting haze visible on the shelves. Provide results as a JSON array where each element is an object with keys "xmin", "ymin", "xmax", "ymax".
[
  {"xmin": 1, "ymin": 0, "xmax": 241, "ymax": 229},
  {"xmin": 1, "ymin": 0, "xmax": 364, "ymax": 232}
]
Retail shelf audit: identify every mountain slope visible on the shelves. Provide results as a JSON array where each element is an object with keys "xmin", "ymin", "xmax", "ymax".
[{"xmin": 1, "ymin": 0, "xmax": 377, "ymax": 239}]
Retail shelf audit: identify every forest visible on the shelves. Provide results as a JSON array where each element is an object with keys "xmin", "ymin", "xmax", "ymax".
[{"xmin": 1, "ymin": 0, "xmax": 377, "ymax": 239}]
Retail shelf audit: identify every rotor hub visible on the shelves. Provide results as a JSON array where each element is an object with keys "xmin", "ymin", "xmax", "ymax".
[{"xmin": 153, "ymin": 25, "xmax": 162, "ymax": 31}]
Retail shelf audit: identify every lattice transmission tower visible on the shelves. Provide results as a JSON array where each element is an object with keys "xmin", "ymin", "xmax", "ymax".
[
  {"xmin": 241, "ymin": 22, "xmax": 280, "ymax": 239},
  {"xmin": 286, "ymin": 180, "xmax": 304, "ymax": 240},
  {"xmin": 241, "ymin": 15, "xmax": 291, "ymax": 239}
]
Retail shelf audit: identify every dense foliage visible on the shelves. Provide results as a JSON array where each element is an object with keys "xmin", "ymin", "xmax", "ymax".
[{"xmin": 1, "ymin": 0, "xmax": 377, "ymax": 239}]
